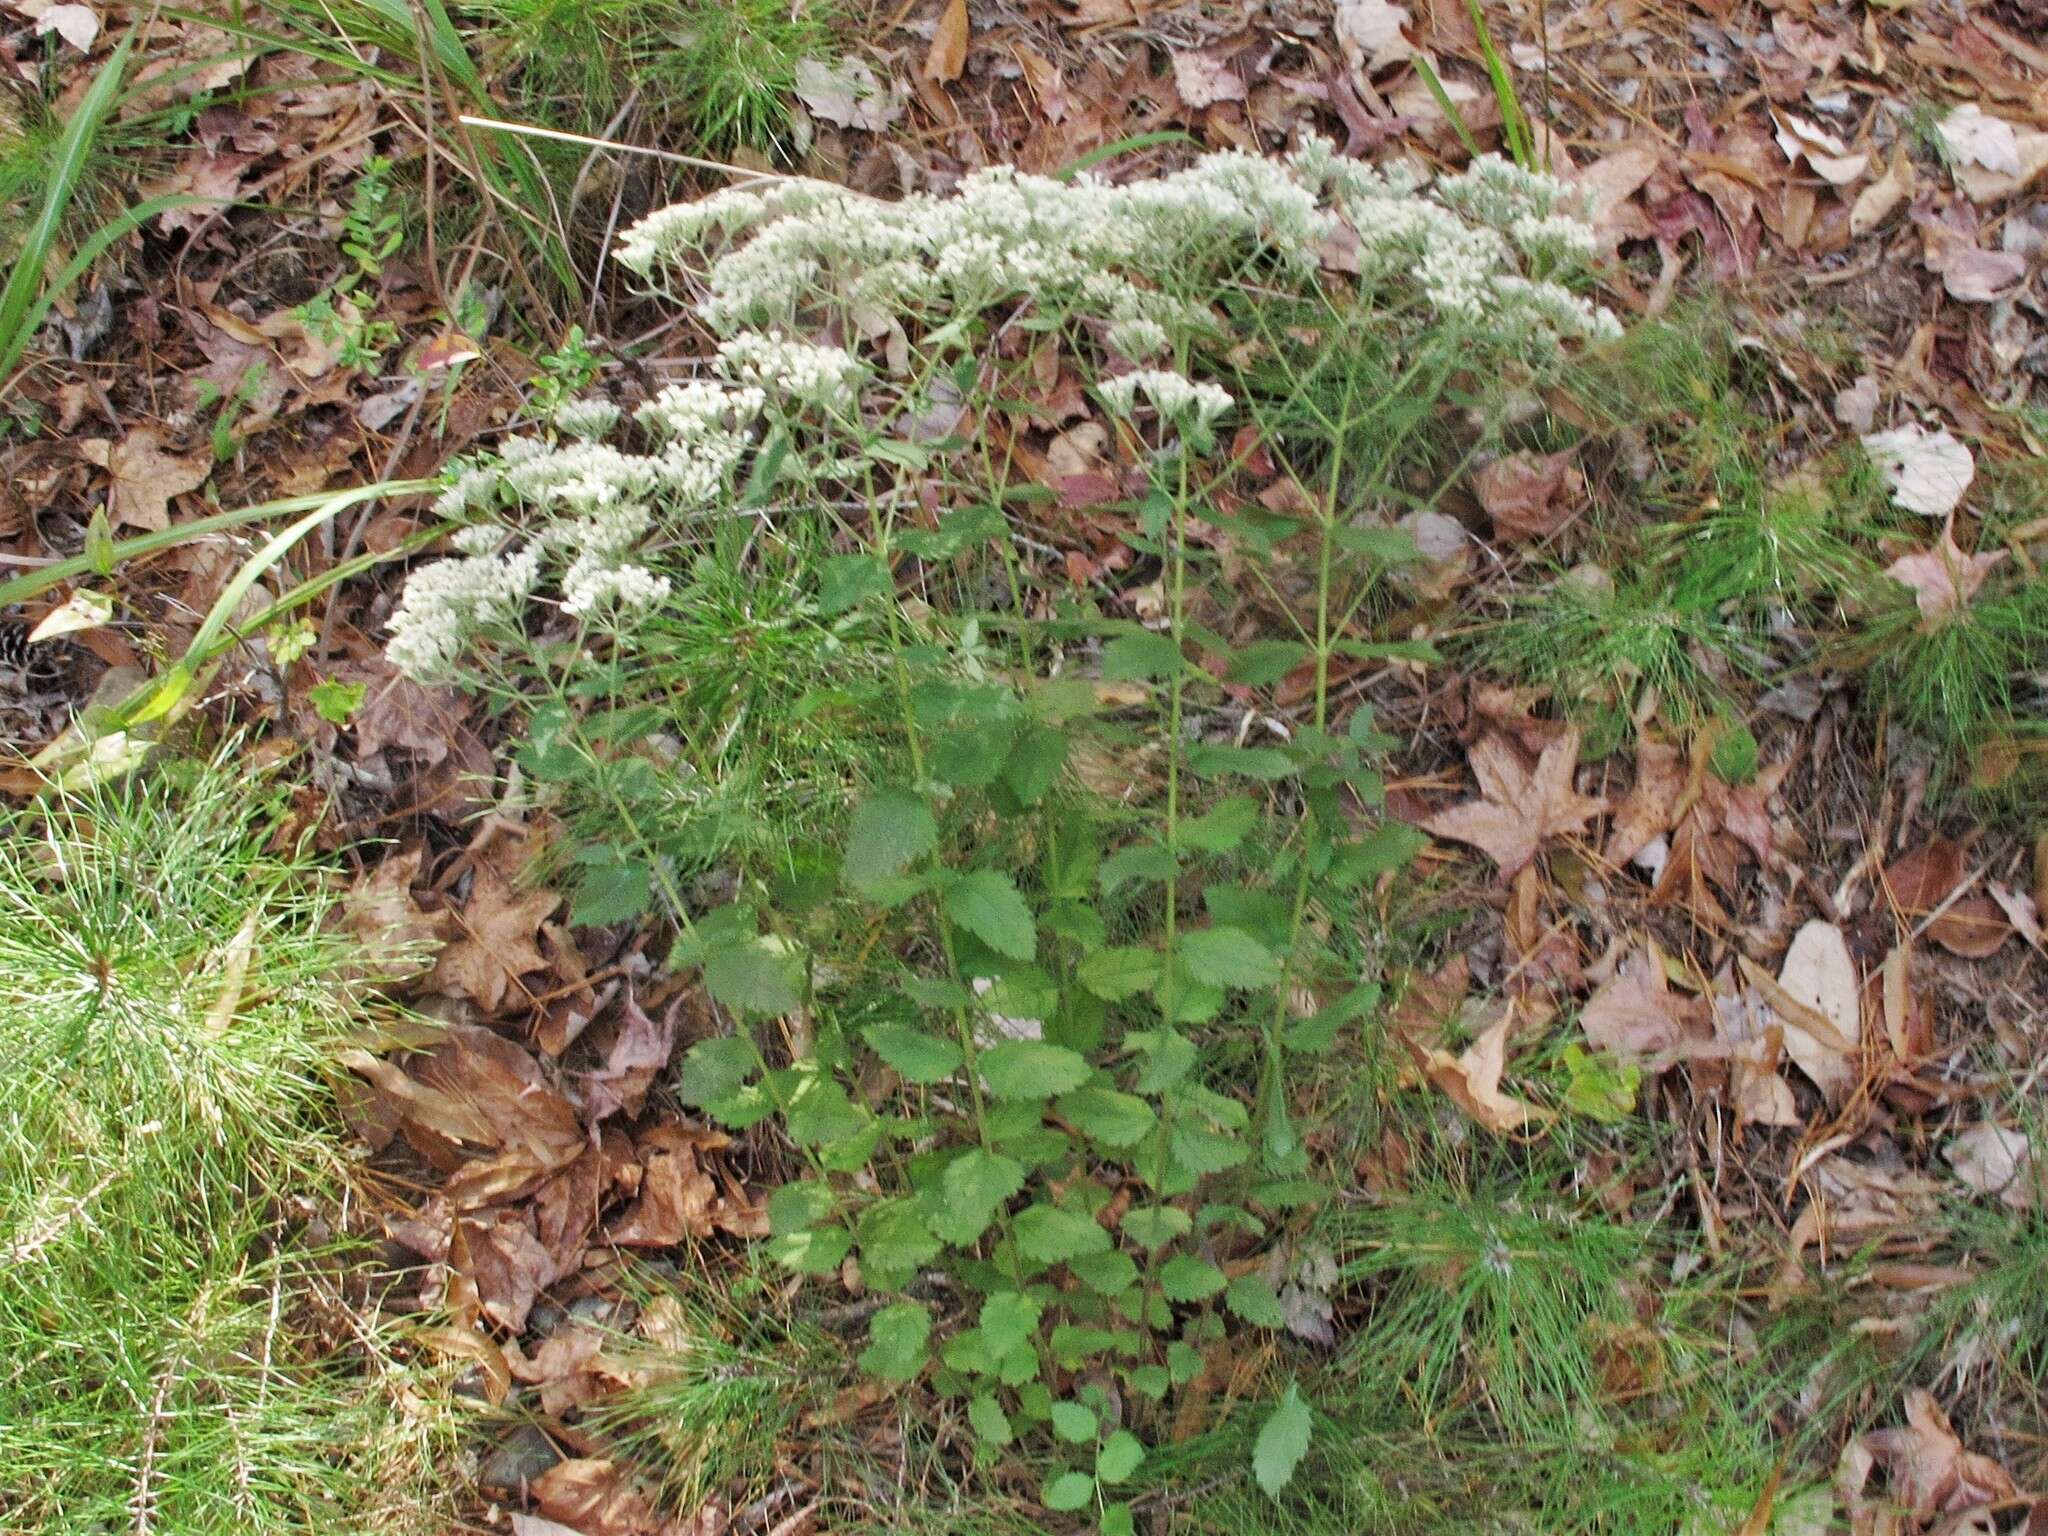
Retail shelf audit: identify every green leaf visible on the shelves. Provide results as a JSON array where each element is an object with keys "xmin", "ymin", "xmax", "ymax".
[
  {"xmin": 570, "ymin": 844, "xmax": 652, "ymax": 927},
  {"xmin": 855, "ymin": 1198, "xmax": 942, "ymax": 1285},
  {"xmin": 858, "ymin": 1301, "xmax": 931, "ymax": 1383},
  {"xmin": 1180, "ymin": 926, "xmax": 1283, "ymax": 990},
  {"xmin": 1179, "ymin": 796, "xmax": 1260, "ymax": 853},
  {"xmin": 766, "ymin": 1225, "xmax": 851, "ymax": 1274},
  {"xmin": 968, "ymin": 1392, "xmax": 1013, "ymax": 1447},
  {"xmin": 702, "ymin": 934, "xmax": 804, "ymax": 1015},
  {"xmin": 1069, "ymin": 1247, "xmax": 1139, "ymax": 1295},
  {"xmin": 1098, "ymin": 842, "xmax": 1178, "ymax": 894},
  {"xmin": 863, "ymin": 1023, "xmax": 962, "ymax": 1085},
  {"xmin": 929, "ymin": 721, "xmax": 1018, "ymax": 787},
  {"xmin": 1131, "ymin": 1030, "xmax": 1197, "ymax": 1093},
  {"xmin": 819, "ymin": 552, "xmax": 891, "ymax": 615},
  {"xmin": 1329, "ymin": 820, "xmax": 1427, "ymax": 886},
  {"xmin": 1330, "ymin": 523, "xmax": 1422, "ymax": 562},
  {"xmin": 783, "ymin": 1071, "xmax": 864, "ymax": 1146},
  {"xmin": 1158, "ymin": 1254, "xmax": 1227, "ymax": 1302},
  {"xmin": 1096, "ymin": 1430, "xmax": 1145, "ymax": 1484},
  {"xmin": 1225, "ymin": 1274, "xmax": 1288, "ymax": 1328},
  {"xmin": 308, "ymin": 676, "xmax": 367, "ymax": 725},
  {"xmin": 979, "ymin": 1290, "xmax": 1044, "ymax": 1357},
  {"xmin": 1056, "ymin": 1086, "xmax": 1157, "ymax": 1148},
  {"xmin": 767, "ymin": 1180, "xmax": 836, "ymax": 1236},
  {"xmin": 980, "ymin": 1040, "xmax": 1090, "ymax": 1100},
  {"xmin": 937, "ymin": 1149, "xmax": 1025, "ymax": 1244},
  {"xmin": 1050, "ymin": 1401, "xmax": 1098, "ymax": 1444},
  {"xmin": 1003, "ymin": 725, "xmax": 1068, "ymax": 805},
  {"xmin": 1074, "ymin": 947, "xmax": 1161, "ymax": 1002},
  {"xmin": 1043, "ymin": 1471, "xmax": 1095, "ymax": 1512},
  {"xmin": 1014, "ymin": 1203, "xmax": 1111, "ymax": 1263},
  {"xmin": 844, "ymin": 789, "xmax": 938, "ymax": 893},
  {"xmin": 944, "ymin": 870, "xmax": 1037, "ymax": 960},
  {"xmin": 1120, "ymin": 1205, "xmax": 1191, "ymax": 1250},
  {"xmin": 675, "ymin": 1036, "xmax": 757, "ymax": 1107},
  {"xmin": 1100, "ymin": 1502, "xmax": 1135, "ymax": 1536},
  {"xmin": 1185, "ymin": 743, "xmax": 1296, "ymax": 780},
  {"xmin": 1226, "ymin": 640, "xmax": 1310, "ymax": 687},
  {"xmin": 1101, "ymin": 630, "xmax": 1183, "ymax": 682},
  {"xmin": 1254, "ymin": 1382, "xmax": 1313, "ymax": 1498}
]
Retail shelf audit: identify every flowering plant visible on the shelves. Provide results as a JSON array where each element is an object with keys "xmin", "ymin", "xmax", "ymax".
[{"xmin": 384, "ymin": 142, "xmax": 1618, "ymax": 1523}]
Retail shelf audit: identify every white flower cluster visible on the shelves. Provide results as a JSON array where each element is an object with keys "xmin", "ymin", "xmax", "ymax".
[
  {"xmin": 618, "ymin": 142, "xmax": 1616, "ymax": 354},
  {"xmin": 385, "ymin": 543, "xmax": 541, "ymax": 679},
  {"xmin": 1098, "ymin": 370, "xmax": 1235, "ymax": 432},
  {"xmin": 392, "ymin": 145, "xmax": 1619, "ymax": 681},
  {"xmin": 715, "ymin": 333, "xmax": 867, "ymax": 411}
]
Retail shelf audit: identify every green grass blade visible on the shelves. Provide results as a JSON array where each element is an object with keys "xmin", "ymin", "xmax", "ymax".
[
  {"xmin": 0, "ymin": 33, "xmax": 133, "ymax": 386},
  {"xmin": 0, "ymin": 479, "xmax": 436, "ymax": 608}
]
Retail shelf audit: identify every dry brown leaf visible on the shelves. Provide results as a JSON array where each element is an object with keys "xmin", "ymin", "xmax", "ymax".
[
  {"xmin": 1883, "ymin": 839, "xmax": 2011, "ymax": 958},
  {"xmin": 1171, "ymin": 48, "xmax": 1246, "ymax": 108},
  {"xmin": 608, "ymin": 1123, "xmax": 765, "ymax": 1245},
  {"xmin": 1424, "ymin": 728, "xmax": 1605, "ymax": 880},
  {"xmin": 1883, "ymin": 522, "xmax": 2007, "ymax": 622},
  {"xmin": 1579, "ymin": 945, "xmax": 1704, "ymax": 1068},
  {"xmin": 1849, "ymin": 149, "xmax": 1915, "ymax": 236},
  {"xmin": 428, "ymin": 863, "xmax": 561, "ymax": 1013},
  {"xmin": 1946, "ymin": 1122, "xmax": 2034, "ymax": 1209},
  {"xmin": 1711, "ymin": 985, "xmax": 1801, "ymax": 1128},
  {"xmin": 1603, "ymin": 740, "xmax": 1685, "ymax": 870},
  {"xmin": 77, "ymin": 427, "xmax": 210, "ymax": 532},
  {"xmin": 1334, "ymin": 0, "xmax": 1415, "ymax": 74},
  {"xmin": 1767, "ymin": 921, "xmax": 1861, "ymax": 1104},
  {"xmin": 337, "ymin": 847, "xmax": 453, "ymax": 983},
  {"xmin": 923, "ymin": 0, "xmax": 968, "ymax": 83},
  {"xmin": 1987, "ymin": 881, "xmax": 2044, "ymax": 951},
  {"xmin": 452, "ymin": 1208, "xmax": 556, "ymax": 1332},
  {"xmin": 1471, "ymin": 450, "xmax": 1581, "ymax": 542},
  {"xmin": 1841, "ymin": 1389, "xmax": 2018, "ymax": 1521},
  {"xmin": 532, "ymin": 1459, "xmax": 683, "ymax": 1536},
  {"xmin": 1413, "ymin": 1000, "xmax": 1555, "ymax": 1134}
]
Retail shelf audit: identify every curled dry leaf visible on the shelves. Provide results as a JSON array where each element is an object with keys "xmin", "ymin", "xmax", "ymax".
[
  {"xmin": 1334, "ymin": 0, "xmax": 1415, "ymax": 74},
  {"xmin": 1408, "ymin": 999, "xmax": 1555, "ymax": 1134},
  {"xmin": 1423, "ymin": 728, "xmax": 1605, "ymax": 880},
  {"xmin": 337, "ymin": 847, "xmax": 454, "ymax": 983},
  {"xmin": 1471, "ymin": 450, "xmax": 1582, "ymax": 543},
  {"xmin": 1771, "ymin": 109, "xmax": 1869, "ymax": 186},
  {"xmin": 1848, "ymin": 151, "xmax": 1914, "ymax": 236},
  {"xmin": 1861, "ymin": 424, "xmax": 1974, "ymax": 518},
  {"xmin": 922, "ymin": 0, "xmax": 967, "ymax": 83},
  {"xmin": 1840, "ymin": 1389, "xmax": 2017, "ymax": 1522}
]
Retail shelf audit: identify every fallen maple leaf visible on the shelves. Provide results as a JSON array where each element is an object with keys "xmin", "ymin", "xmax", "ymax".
[
  {"xmin": 1883, "ymin": 520, "xmax": 2007, "ymax": 622},
  {"xmin": 429, "ymin": 863, "xmax": 561, "ymax": 1013},
  {"xmin": 1424, "ymin": 728, "xmax": 1605, "ymax": 879},
  {"xmin": 78, "ymin": 426, "xmax": 210, "ymax": 532}
]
